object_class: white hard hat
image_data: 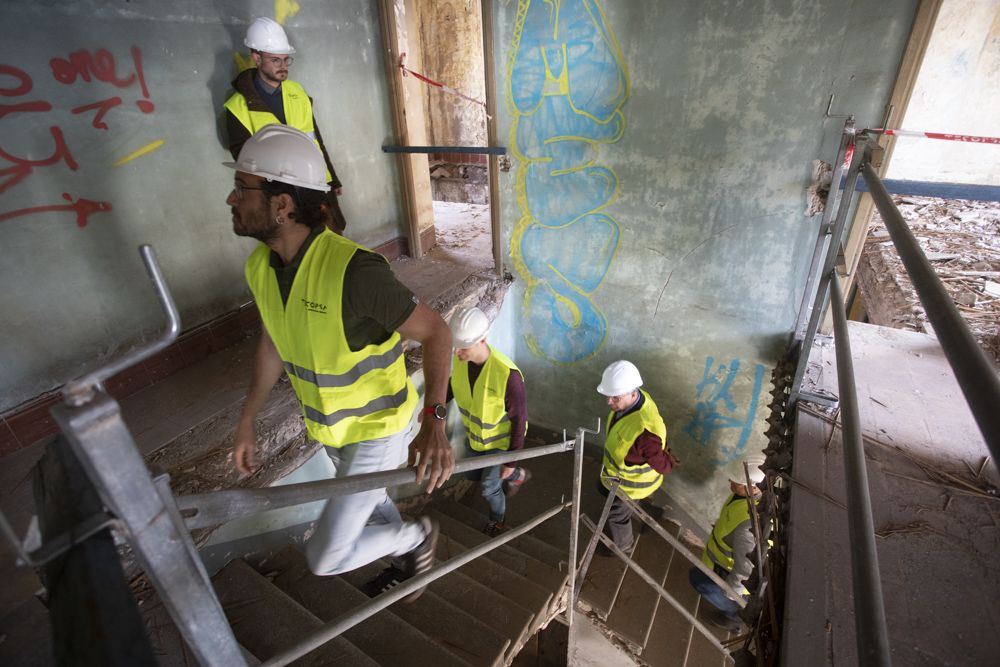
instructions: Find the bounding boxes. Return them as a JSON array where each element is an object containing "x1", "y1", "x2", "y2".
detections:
[
  {"x1": 597, "y1": 360, "x2": 643, "y2": 397},
  {"x1": 730, "y1": 452, "x2": 767, "y2": 485},
  {"x1": 450, "y1": 306, "x2": 490, "y2": 348},
  {"x1": 245, "y1": 17, "x2": 296, "y2": 55},
  {"x1": 224, "y1": 125, "x2": 330, "y2": 192}
]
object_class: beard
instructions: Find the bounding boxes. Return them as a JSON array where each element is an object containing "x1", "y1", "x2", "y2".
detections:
[{"x1": 232, "y1": 205, "x2": 280, "y2": 242}]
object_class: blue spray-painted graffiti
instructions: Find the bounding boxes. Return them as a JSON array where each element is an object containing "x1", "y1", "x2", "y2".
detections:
[
  {"x1": 684, "y1": 357, "x2": 766, "y2": 463},
  {"x1": 507, "y1": 0, "x2": 629, "y2": 364}
]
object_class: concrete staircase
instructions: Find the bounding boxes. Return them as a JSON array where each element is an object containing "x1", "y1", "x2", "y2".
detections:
[{"x1": 207, "y1": 492, "x2": 570, "y2": 666}]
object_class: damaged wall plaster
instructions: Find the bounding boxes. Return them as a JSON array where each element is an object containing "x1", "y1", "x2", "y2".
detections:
[
  {"x1": 493, "y1": 0, "x2": 920, "y2": 526},
  {"x1": 0, "y1": 3, "x2": 404, "y2": 412}
]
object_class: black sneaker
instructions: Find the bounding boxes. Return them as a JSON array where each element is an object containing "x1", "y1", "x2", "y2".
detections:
[
  {"x1": 361, "y1": 565, "x2": 409, "y2": 597},
  {"x1": 401, "y1": 516, "x2": 438, "y2": 602},
  {"x1": 483, "y1": 519, "x2": 506, "y2": 537},
  {"x1": 502, "y1": 467, "x2": 531, "y2": 498},
  {"x1": 704, "y1": 607, "x2": 746, "y2": 634}
]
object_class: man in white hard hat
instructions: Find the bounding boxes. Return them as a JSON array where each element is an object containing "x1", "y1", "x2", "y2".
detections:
[
  {"x1": 224, "y1": 16, "x2": 348, "y2": 234},
  {"x1": 689, "y1": 454, "x2": 767, "y2": 633},
  {"x1": 225, "y1": 125, "x2": 454, "y2": 601},
  {"x1": 447, "y1": 306, "x2": 530, "y2": 536},
  {"x1": 596, "y1": 360, "x2": 680, "y2": 556}
]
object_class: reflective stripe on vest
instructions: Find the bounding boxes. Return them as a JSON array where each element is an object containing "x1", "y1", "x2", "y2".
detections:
[
  {"x1": 223, "y1": 79, "x2": 332, "y2": 183},
  {"x1": 245, "y1": 230, "x2": 417, "y2": 446},
  {"x1": 601, "y1": 390, "x2": 668, "y2": 500},
  {"x1": 700, "y1": 493, "x2": 752, "y2": 574},
  {"x1": 451, "y1": 346, "x2": 526, "y2": 452}
]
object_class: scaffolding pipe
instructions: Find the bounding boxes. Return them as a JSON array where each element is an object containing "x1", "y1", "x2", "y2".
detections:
[
  {"x1": 179, "y1": 439, "x2": 574, "y2": 530},
  {"x1": 861, "y1": 164, "x2": 1000, "y2": 466},
  {"x1": 829, "y1": 271, "x2": 892, "y2": 666},
  {"x1": 789, "y1": 135, "x2": 871, "y2": 406},
  {"x1": 260, "y1": 502, "x2": 569, "y2": 667}
]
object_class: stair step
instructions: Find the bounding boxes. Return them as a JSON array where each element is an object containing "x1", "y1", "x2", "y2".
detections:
[
  {"x1": 685, "y1": 607, "x2": 732, "y2": 667},
  {"x1": 604, "y1": 525, "x2": 680, "y2": 649},
  {"x1": 641, "y1": 543, "x2": 705, "y2": 665},
  {"x1": 343, "y1": 558, "x2": 535, "y2": 665},
  {"x1": 337, "y1": 559, "x2": 510, "y2": 667},
  {"x1": 262, "y1": 547, "x2": 472, "y2": 667},
  {"x1": 575, "y1": 522, "x2": 629, "y2": 620},
  {"x1": 432, "y1": 527, "x2": 553, "y2": 621},
  {"x1": 427, "y1": 508, "x2": 569, "y2": 597},
  {"x1": 434, "y1": 499, "x2": 570, "y2": 571},
  {"x1": 211, "y1": 559, "x2": 378, "y2": 667}
]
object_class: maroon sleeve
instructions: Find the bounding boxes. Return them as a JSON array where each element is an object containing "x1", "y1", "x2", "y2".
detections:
[
  {"x1": 503, "y1": 370, "x2": 527, "y2": 469},
  {"x1": 624, "y1": 430, "x2": 675, "y2": 474}
]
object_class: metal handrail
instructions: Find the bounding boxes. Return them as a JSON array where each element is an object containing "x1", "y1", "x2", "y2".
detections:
[
  {"x1": 262, "y1": 502, "x2": 570, "y2": 667},
  {"x1": 178, "y1": 439, "x2": 575, "y2": 529},
  {"x1": 861, "y1": 163, "x2": 1000, "y2": 465},
  {"x1": 828, "y1": 271, "x2": 891, "y2": 666}
]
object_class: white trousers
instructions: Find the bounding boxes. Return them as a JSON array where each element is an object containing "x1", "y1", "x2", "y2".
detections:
[{"x1": 304, "y1": 416, "x2": 424, "y2": 575}]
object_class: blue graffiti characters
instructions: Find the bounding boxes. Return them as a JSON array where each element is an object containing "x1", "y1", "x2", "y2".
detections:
[{"x1": 684, "y1": 357, "x2": 766, "y2": 463}]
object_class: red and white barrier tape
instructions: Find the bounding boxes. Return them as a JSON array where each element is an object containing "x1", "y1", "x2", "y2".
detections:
[
  {"x1": 399, "y1": 53, "x2": 490, "y2": 118},
  {"x1": 872, "y1": 128, "x2": 1000, "y2": 145}
]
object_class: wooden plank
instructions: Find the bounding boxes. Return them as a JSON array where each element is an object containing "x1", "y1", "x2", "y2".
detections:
[
  {"x1": 32, "y1": 436, "x2": 157, "y2": 666},
  {"x1": 481, "y1": 0, "x2": 504, "y2": 273}
]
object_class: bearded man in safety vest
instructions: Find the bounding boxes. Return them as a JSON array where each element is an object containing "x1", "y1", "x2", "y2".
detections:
[
  {"x1": 688, "y1": 454, "x2": 767, "y2": 633},
  {"x1": 223, "y1": 17, "x2": 348, "y2": 234},
  {"x1": 226, "y1": 125, "x2": 454, "y2": 602},
  {"x1": 447, "y1": 306, "x2": 530, "y2": 537},
  {"x1": 596, "y1": 361, "x2": 680, "y2": 556}
]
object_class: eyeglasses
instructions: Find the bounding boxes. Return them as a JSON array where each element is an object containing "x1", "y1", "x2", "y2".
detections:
[
  {"x1": 232, "y1": 183, "x2": 265, "y2": 201},
  {"x1": 264, "y1": 56, "x2": 294, "y2": 66}
]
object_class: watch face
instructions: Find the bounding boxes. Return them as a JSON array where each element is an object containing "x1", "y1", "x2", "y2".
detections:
[{"x1": 433, "y1": 404, "x2": 447, "y2": 420}]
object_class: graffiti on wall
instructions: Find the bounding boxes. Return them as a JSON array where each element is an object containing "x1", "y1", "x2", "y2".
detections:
[
  {"x1": 507, "y1": 0, "x2": 629, "y2": 364},
  {"x1": 0, "y1": 46, "x2": 163, "y2": 228},
  {"x1": 683, "y1": 356, "x2": 766, "y2": 464}
]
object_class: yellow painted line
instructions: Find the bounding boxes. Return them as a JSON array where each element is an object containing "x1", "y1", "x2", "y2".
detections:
[{"x1": 114, "y1": 138, "x2": 165, "y2": 167}]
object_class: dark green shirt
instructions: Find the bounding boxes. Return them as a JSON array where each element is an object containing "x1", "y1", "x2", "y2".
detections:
[{"x1": 268, "y1": 228, "x2": 418, "y2": 351}]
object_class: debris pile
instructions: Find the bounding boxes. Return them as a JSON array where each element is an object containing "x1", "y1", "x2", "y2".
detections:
[{"x1": 857, "y1": 195, "x2": 1000, "y2": 363}]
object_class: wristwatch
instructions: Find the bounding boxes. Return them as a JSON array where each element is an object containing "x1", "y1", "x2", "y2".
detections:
[{"x1": 423, "y1": 403, "x2": 447, "y2": 420}]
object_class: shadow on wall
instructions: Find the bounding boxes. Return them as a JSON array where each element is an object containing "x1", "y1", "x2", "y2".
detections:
[{"x1": 208, "y1": 21, "x2": 251, "y2": 155}]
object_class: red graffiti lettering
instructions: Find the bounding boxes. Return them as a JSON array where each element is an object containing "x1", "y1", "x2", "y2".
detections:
[
  {"x1": 0, "y1": 127, "x2": 78, "y2": 194},
  {"x1": 71, "y1": 96, "x2": 122, "y2": 130},
  {"x1": 0, "y1": 101, "x2": 53, "y2": 119},
  {"x1": 49, "y1": 48, "x2": 135, "y2": 88},
  {"x1": 0, "y1": 65, "x2": 52, "y2": 118},
  {"x1": 0, "y1": 193, "x2": 112, "y2": 228},
  {"x1": 0, "y1": 64, "x2": 34, "y2": 96}
]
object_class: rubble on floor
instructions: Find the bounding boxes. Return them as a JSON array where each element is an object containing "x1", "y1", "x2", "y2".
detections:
[{"x1": 856, "y1": 194, "x2": 1000, "y2": 363}]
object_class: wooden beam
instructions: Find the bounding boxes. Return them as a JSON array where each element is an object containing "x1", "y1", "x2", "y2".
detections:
[
  {"x1": 377, "y1": 0, "x2": 423, "y2": 257},
  {"x1": 482, "y1": 0, "x2": 504, "y2": 275}
]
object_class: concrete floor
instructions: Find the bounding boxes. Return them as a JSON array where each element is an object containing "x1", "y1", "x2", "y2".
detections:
[{"x1": 784, "y1": 322, "x2": 1000, "y2": 665}]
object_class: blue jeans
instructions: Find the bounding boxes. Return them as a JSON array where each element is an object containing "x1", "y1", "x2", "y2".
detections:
[
  {"x1": 463, "y1": 440, "x2": 505, "y2": 522},
  {"x1": 305, "y1": 416, "x2": 425, "y2": 576},
  {"x1": 688, "y1": 565, "x2": 742, "y2": 620}
]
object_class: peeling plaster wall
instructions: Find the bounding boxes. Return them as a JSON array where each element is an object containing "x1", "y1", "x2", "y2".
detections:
[
  {"x1": 492, "y1": 0, "x2": 919, "y2": 526},
  {"x1": 887, "y1": 0, "x2": 1000, "y2": 185},
  {"x1": 416, "y1": 0, "x2": 487, "y2": 148},
  {"x1": 0, "y1": 1, "x2": 402, "y2": 412}
]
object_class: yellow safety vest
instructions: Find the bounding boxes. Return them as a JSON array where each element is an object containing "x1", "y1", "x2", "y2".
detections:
[
  {"x1": 223, "y1": 79, "x2": 332, "y2": 183},
  {"x1": 451, "y1": 346, "x2": 526, "y2": 451},
  {"x1": 701, "y1": 493, "x2": 754, "y2": 575},
  {"x1": 601, "y1": 390, "x2": 668, "y2": 499},
  {"x1": 245, "y1": 230, "x2": 417, "y2": 446}
]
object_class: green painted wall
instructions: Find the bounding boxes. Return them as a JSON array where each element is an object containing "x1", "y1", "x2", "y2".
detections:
[
  {"x1": 0, "y1": 1, "x2": 403, "y2": 412},
  {"x1": 492, "y1": 0, "x2": 919, "y2": 524}
]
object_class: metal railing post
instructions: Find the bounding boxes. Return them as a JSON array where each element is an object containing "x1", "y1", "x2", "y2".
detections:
[
  {"x1": 829, "y1": 272, "x2": 892, "y2": 666},
  {"x1": 790, "y1": 134, "x2": 873, "y2": 405},
  {"x1": 793, "y1": 118, "x2": 857, "y2": 343},
  {"x1": 861, "y1": 164, "x2": 1000, "y2": 465},
  {"x1": 566, "y1": 421, "x2": 600, "y2": 663}
]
